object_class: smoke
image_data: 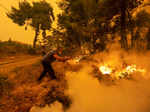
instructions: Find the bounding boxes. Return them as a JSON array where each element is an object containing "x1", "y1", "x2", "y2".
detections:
[
  {"x1": 65, "y1": 47, "x2": 150, "y2": 112},
  {"x1": 66, "y1": 70, "x2": 150, "y2": 112},
  {"x1": 31, "y1": 45, "x2": 150, "y2": 112},
  {"x1": 30, "y1": 101, "x2": 63, "y2": 112}
]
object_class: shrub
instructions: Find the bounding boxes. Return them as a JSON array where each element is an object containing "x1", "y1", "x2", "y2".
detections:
[{"x1": 0, "y1": 75, "x2": 13, "y2": 98}]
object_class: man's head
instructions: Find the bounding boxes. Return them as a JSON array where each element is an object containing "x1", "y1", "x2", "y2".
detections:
[
  {"x1": 57, "y1": 47, "x2": 63, "y2": 54},
  {"x1": 41, "y1": 45, "x2": 46, "y2": 50}
]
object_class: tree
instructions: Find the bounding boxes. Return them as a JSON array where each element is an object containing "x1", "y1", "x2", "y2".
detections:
[
  {"x1": 58, "y1": 0, "x2": 109, "y2": 51},
  {"x1": 119, "y1": 0, "x2": 144, "y2": 49},
  {"x1": 58, "y1": 0, "x2": 144, "y2": 52},
  {"x1": 7, "y1": 1, "x2": 55, "y2": 48},
  {"x1": 146, "y1": 27, "x2": 150, "y2": 49},
  {"x1": 125, "y1": 10, "x2": 150, "y2": 49}
]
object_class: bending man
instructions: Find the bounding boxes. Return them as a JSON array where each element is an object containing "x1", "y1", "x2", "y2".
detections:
[{"x1": 38, "y1": 48, "x2": 70, "y2": 81}]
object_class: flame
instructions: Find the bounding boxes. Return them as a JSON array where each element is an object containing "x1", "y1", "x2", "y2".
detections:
[
  {"x1": 99, "y1": 64, "x2": 146, "y2": 79},
  {"x1": 67, "y1": 56, "x2": 82, "y2": 64},
  {"x1": 126, "y1": 65, "x2": 137, "y2": 73},
  {"x1": 73, "y1": 56, "x2": 84, "y2": 63},
  {"x1": 74, "y1": 58, "x2": 80, "y2": 63},
  {"x1": 99, "y1": 65, "x2": 112, "y2": 75}
]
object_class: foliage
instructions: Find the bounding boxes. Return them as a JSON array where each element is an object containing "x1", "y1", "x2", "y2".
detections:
[
  {"x1": 7, "y1": 1, "x2": 55, "y2": 48},
  {"x1": 6, "y1": 0, "x2": 150, "y2": 52},
  {"x1": 57, "y1": 0, "x2": 146, "y2": 52},
  {"x1": 130, "y1": 10, "x2": 150, "y2": 49}
]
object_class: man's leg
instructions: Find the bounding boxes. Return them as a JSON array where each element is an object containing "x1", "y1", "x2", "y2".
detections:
[
  {"x1": 38, "y1": 69, "x2": 47, "y2": 81},
  {"x1": 47, "y1": 65, "x2": 57, "y2": 79},
  {"x1": 38, "y1": 61, "x2": 48, "y2": 81}
]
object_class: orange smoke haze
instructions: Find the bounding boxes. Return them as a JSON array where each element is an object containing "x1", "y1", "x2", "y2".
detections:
[
  {"x1": 65, "y1": 46, "x2": 150, "y2": 112},
  {"x1": 0, "y1": 0, "x2": 61, "y2": 44},
  {"x1": 31, "y1": 44, "x2": 150, "y2": 112}
]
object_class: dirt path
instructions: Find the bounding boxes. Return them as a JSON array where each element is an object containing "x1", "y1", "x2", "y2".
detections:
[{"x1": 0, "y1": 56, "x2": 41, "y2": 73}]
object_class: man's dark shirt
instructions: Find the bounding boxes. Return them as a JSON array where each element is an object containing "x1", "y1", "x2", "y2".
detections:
[{"x1": 42, "y1": 50, "x2": 57, "y2": 63}]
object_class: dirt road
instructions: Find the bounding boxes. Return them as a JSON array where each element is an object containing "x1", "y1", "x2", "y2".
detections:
[{"x1": 0, "y1": 56, "x2": 41, "y2": 73}]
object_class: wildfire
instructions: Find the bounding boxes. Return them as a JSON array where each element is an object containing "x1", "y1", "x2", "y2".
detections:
[
  {"x1": 67, "y1": 56, "x2": 83, "y2": 64},
  {"x1": 69, "y1": 55, "x2": 88, "y2": 64},
  {"x1": 99, "y1": 64, "x2": 146, "y2": 79},
  {"x1": 74, "y1": 57, "x2": 81, "y2": 63},
  {"x1": 99, "y1": 66, "x2": 112, "y2": 75}
]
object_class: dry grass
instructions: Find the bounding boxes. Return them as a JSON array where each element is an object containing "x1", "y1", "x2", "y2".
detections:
[{"x1": 0, "y1": 61, "x2": 72, "y2": 112}]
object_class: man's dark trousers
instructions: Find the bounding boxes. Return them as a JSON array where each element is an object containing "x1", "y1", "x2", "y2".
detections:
[{"x1": 38, "y1": 61, "x2": 56, "y2": 80}]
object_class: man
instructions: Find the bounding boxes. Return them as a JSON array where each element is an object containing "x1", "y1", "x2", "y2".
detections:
[
  {"x1": 41, "y1": 46, "x2": 46, "y2": 56},
  {"x1": 38, "y1": 47, "x2": 70, "y2": 81}
]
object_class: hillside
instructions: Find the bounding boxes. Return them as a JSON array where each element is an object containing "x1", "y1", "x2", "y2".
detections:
[{"x1": 0, "y1": 40, "x2": 40, "y2": 58}]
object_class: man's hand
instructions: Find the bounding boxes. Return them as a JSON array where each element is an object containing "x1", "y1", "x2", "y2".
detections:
[
  {"x1": 53, "y1": 54, "x2": 71, "y2": 62},
  {"x1": 64, "y1": 56, "x2": 72, "y2": 60}
]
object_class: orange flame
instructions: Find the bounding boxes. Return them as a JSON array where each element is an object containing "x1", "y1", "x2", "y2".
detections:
[
  {"x1": 99, "y1": 66, "x2": 112, "y2": 75},
  {"x1": 99, "y1": 64, "x2": 146, "y2": 79}
]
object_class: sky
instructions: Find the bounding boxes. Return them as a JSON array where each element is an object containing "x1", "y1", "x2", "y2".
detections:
[
  {"x1": 0, "y1": 0, "x2": 150, "y2": 45},
  {"x1": 0, "y1": 0, "x2": 61, "y2": 44}
]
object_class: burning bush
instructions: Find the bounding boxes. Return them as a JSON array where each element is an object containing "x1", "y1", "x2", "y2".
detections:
[{"x1": 98, "y1": 64, "x2": 145, "y2": 79}]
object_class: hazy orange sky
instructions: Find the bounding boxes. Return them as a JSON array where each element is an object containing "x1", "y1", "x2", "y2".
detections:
[
  {"x1": 0, "y1": 0, "x2": 150, "y2": 44},
  {"x1": 0, "y1": 0, "x2": 61, "y2": 44}
]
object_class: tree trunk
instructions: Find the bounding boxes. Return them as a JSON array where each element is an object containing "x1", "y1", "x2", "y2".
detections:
[
  {"x1": 131, "y1": 28, "x2": 135, "y2": 48},
  {"x1": 146, "y1": 28, "x2": 150, "y2": 49},
  {"x1": 42, "y1": 30, "x2": 47, "y2": 39},
  {"x1": 120, "y1": 0, "x2": 128, "y2": 49},
  {"x1": 33, "y1": 27, "x2": 40, "y2": 48},
  {"x1": 133, "y1": 29, "x2": 140, "y2": 49}
]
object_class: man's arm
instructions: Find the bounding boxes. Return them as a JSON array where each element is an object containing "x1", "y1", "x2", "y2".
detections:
[{"x1": 53, "y1": 54, "x2": 70, "y2": 61}]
